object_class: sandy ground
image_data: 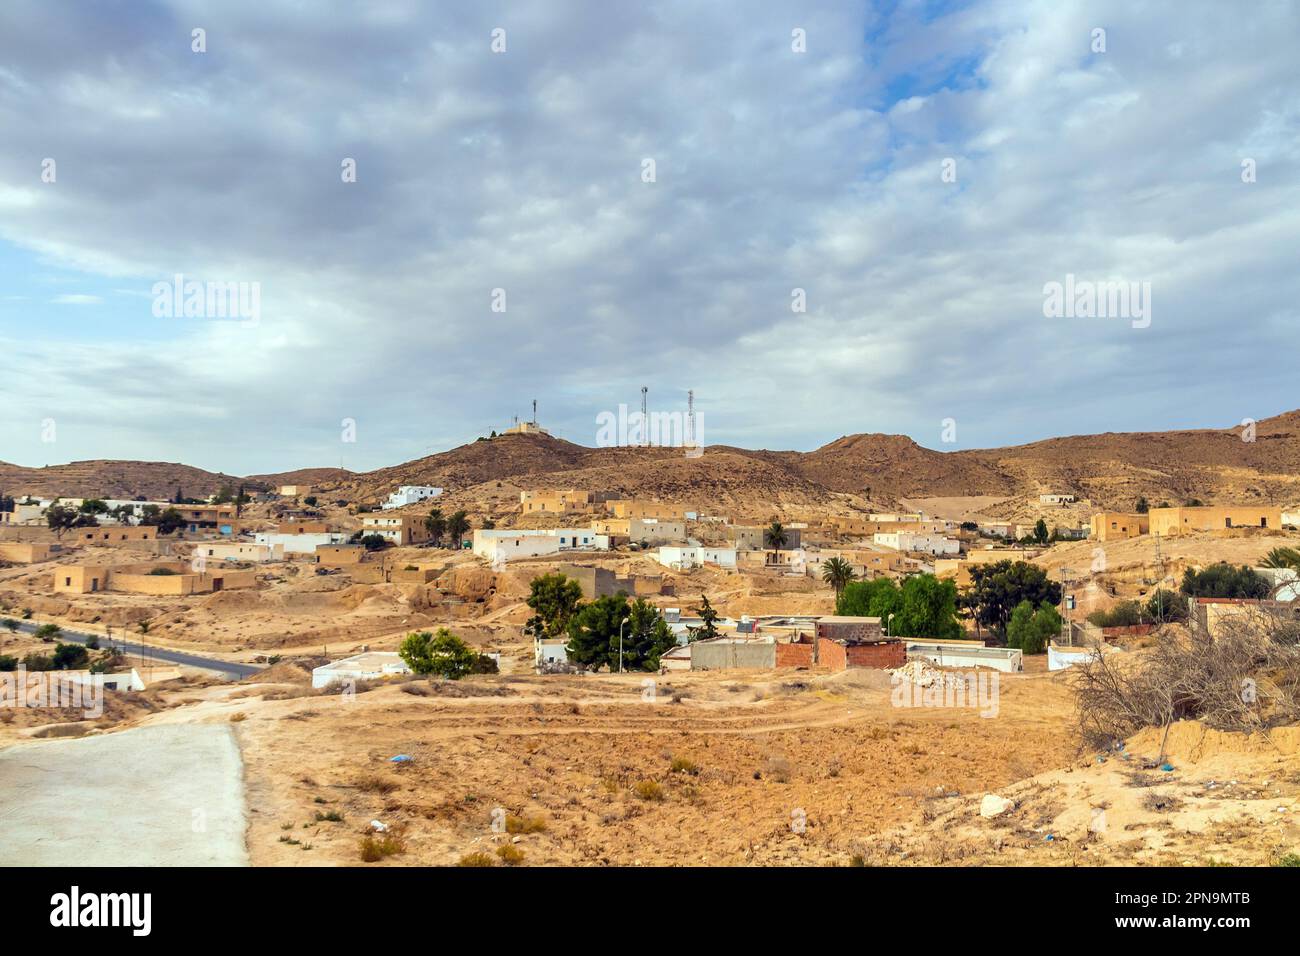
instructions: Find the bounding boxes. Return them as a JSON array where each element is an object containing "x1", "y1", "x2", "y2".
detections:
[{"x1": 0, "y1": 724, "x2": 248, "y2": 866}]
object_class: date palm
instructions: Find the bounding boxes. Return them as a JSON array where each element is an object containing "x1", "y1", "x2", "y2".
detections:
[
  {"x1": 821, "y1": 557, "x2": 857, "y2": 598},
  {"x1": 764, "y1": 521, "x2": 788, "y2": 566}
]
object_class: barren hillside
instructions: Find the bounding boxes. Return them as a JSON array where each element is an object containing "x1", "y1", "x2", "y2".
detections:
[{"x1": 5, "y1": 410, "x2": 1300, "y2": 512}]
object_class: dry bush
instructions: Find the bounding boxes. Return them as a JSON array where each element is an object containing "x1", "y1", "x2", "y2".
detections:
[
  {"x1": 353, "y1": 773, "x2": 399, "y2": 795},
  {"x1": 1073, "y1": 609, "x2": 1300, "y2": 751},
  {"x1": 457, "y1": 851, "x2": 496, "y2": 867},
  {"x1": 632, "y1": 779, "x2": 665, "y2": 801},
  {"x1": 504, "y1": 813, "x2": 547, "y2": 834},
  {"x1": 496, "y1": 844, "x2": 525, "y2": 865},
  {"x1": 669, "y1": 755, "x2": 700, "y2": 775},
  {"x1": 358, "y1": 831, "x2": 405, "y2": 862}
]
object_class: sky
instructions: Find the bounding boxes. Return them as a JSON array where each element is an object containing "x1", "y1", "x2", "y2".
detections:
[{"x1": 1, "y1": 0, "x2": 1297, "y2": 475}]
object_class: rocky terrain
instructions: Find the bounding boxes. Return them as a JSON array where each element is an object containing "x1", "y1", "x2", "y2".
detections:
[{"x1": 5, "y1": 409, "x2": 1300, "y2": 515}]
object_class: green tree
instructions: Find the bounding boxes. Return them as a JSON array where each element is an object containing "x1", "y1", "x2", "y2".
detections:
[
  {"x1": 45, "y1": 504, "x2": 79, "y2": 538},
  {"x1": 687, "y1": 595, "x2": 720, "y2": 642},
  {"x1": 481, "y1": 517, "x2": 496, "y2": 530},
  {"x1": 1180, "y1": 563, "x2": 1270, "y2": 599},
  {"x1": 398, "y1": 628, "x2": 480, "y2": 679},
  {"x1": 566, "y1": 594, "x2": 631, "y2": 671},
  {"x1": 359, "y1": 533, "x2": 388, "y2": 552},
  {"x1": 51, "y1": 643, "x2": 90, "y2": 670},
  {"x1": 837, "y1": 577, "x2": 902, "y2": 620},
  {"x1": 764, "y1": 521, "x2": 788, "y2": 565},
  {"x1": 961, "y1": 560, "x2": 1062, "y2": 639},
  {"x1": 424, "y1": 508, "x2": 446, "y2": 546},
  {"x1": 1006, "y1": 600, "x2": 1059, "y2": 654},
  {"x1": 1259, "y1": 547, "x2": 1300, "y2": 570},
  {"x1": 1135, "y1": 496, "x2": 1149, "y2": 514},
  {"x1": 1144, "y1": 588, "x2": 1187, "y2": 623},
  {"x1": 79, "y1": 499, "x2": 109, "y2": 516},
  {"x1": 34, "y1": 623, "x2": 61, "y2": 642},
  {"x1": 446, "y1": 510, "x2": 470, "y2": 548},
  {"x1": 154, "y1": 507, "x2": 186, "y2": 535},
  {"x1": 893, "y1": 574, "x2": 963, "y2": 640},
  {"x1": 623, "y1": 597, "x2": 677, "y2": 671},
  {"x1": 1, "y1": 618, "x2": 18, "y2": 633},
  {"x1": 0, "y1": 655, "x2": 17, "y2": 671},
  {"x1": 303, "y1": 495, "x2": 317, "y2": 507},
  {"x1": 1033, "y1": 518, "x2": 1049, "y2": 545},
  {"x1": 821, "y1": 557, "x2": 857, "y2": 598},
  {"x1": 523, "y1": 573, "x2": 584, "y2": 640}
]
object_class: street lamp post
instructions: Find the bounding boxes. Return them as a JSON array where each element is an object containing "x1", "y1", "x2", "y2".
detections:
[
  {"x1": 618, "y1": 617, "x2": 627, "y2": 673},
  {"x1": 886, "y1": 613, "x2": 895, "y2": 638}
]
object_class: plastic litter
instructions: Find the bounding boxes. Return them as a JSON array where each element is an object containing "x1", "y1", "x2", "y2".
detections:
[
  {"x1": 390, "y1": 754, "x2": 413, "y2": 763},
  {"x1": 1160, "y1": 763, "x2": 1174, "y2": 772},
  {"x1": 370, "y1": 820, "x2": 388, "y2": 832}
]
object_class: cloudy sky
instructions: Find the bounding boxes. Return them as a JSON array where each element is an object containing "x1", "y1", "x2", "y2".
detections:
[{"x1": 1, "y1": 0, "x2": 1297, "y2": 475}]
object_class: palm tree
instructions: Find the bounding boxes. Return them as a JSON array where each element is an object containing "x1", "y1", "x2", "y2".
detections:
[
  {"x1": 821, "y1": 557, "x2": 857, "y2": 598},
  {"x1": 424, "y1": 508, "x2": 446, "y2": 546},
  {"x1": 1259, "y1": 547, "x2": 1300, "y2": 570},
  {"x1": 764, "y1": 521, "x2": 788, "y2": 566},
  {"x1": 446, "y1": 510, "x2": 470, "y2": 548}
]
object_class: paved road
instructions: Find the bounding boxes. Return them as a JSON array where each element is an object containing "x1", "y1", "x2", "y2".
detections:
[
  {"x1": 13, "y1": 620, "x2": 262, "y2": 679},
  {"x1": 0, "y1": 724, "x2": 250, "y2": 866}
]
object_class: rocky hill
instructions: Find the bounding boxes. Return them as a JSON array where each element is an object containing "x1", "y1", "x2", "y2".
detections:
[{"x1": 5, "y1": 410, "x2": 1300, "y2": 513}]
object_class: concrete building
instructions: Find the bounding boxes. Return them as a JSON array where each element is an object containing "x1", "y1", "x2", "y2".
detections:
[
  {"x1": 0, "y1": 501, "x2": 48, "y2": 525},
  {"x1": 54, "y1": 561, "x2": 257, "y2": 595},
  {"x1": 254, "y1": 531, "x2": 348, "y2": 554},
  {"x1": 906, "y1": 640, "x2": 1023, "y2": 673},
  {"x1": 382, "y1": 486, "x2": 443, "y2": 510},
  {"x1": 1148, "y1": 505, "x2": 1282, "y2": 536},
  {"x1": 690, "y1": 638, "x2": 777, "y2": 670},
  {"x1": 196, "y1": 542, "x2": 284, "y2": 563},
  {"x1": 315, "y1": 544, "x2": 367, "y2": 567},
  {"x1": 552, "y1": 564, "x2": 640, "y2": 600},
  {"x1": 361, "y1": 515, "x2": 432, "y2": 546},
  {"x1": 0, "y1": 542, "x2": 55, "y2": 563},
  {"x1": 175, "y1": 504, "x2": 238, "y2": 534},
  {"x1": 607, "y1": 499, "x2": 685, "y2": 520},
  {"x1": 872, "y1": 532, "x2": 960, "y2": 556},
  {"x1": 1039, "y1": 494, "x2": 1076, "y2": 505},
  {"x1": 731, "y1": 525, "x2": 802, "y2": 551},
  {"x1": 655, "y1": 545, "x2": 737, "y2": 570},
  {"x1": 1283, "y1": 510, "x2": 1300, "y2": 529},
  {"x1": 472, "y1": 529, "x2": 610, "y2": 564},
  {"x1": 311, "y1": 652, "x2": 412, "y2": 689},
  {"x1": 1090, "y1": 512, "x2": 1149, "y2": 541},
  {"x1": 69, "y1": 526, "x2": 158, "y2": 545},
  {"x1": 520, "y1": 489, "x2": 593, "y2": 515},
  {"x1": 277, "y1": 485, "x2": 311, "y2": 497}
]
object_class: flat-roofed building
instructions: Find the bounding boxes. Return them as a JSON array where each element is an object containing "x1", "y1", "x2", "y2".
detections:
[
  {"x1": 360, "y1": 514, "x2": 432, "y2": 546},
  {"x1": 1148, "y1": 505, "x2": 1281, "y2": 536}
]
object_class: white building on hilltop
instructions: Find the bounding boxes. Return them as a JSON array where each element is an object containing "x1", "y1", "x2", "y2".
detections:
[{"x1": 382, "y1": 485, "x2": 443, "y2": 510}]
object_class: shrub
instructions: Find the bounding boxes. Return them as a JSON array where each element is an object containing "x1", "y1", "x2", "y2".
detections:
[
  {"x1": 496, "y1": 844, "x2": 525, "y2": 865},
  {"x1": 148, "y1": 567, "x2": 178, "y2": 576},
  {"x1": 456, "y1": 851, "x2": 496, "y2": 867},
  {"x1": 1181, "y1": 563, "x2": 1270, "y2": 600},
  {"x1": 669, "y1": 756, "x2": 700, "y2": 775},
  {"x1": 353, "y1": 773, "x2": 398, "y2": 794},
  {"x1": 398, "y1": 628, "x2": 481, "y2": 680},
  {"x1": 51, "y1": 643, "x2": 89, "y2": 670},
  {"x1": 34, "y1": 623, "x2": 61, "y2": 642},
  {"x1": 359, "y1": 833, "x2": 405, "y2": 862},
  {"x1": 505, "y1": 814, "x2": 547, "y2": 834},
  {"x1": 313, "y1": 810, "x2": 344, "y2": 823},
  {"x1": 632, "y1": 780, "x2": 665, "y2": 801},
  {"x1": 1086, "y1": 601, "x2": 1144, "y2": 629},
  {"x1": 0, "y1": 655, "x2": 17, "y2": 672}
]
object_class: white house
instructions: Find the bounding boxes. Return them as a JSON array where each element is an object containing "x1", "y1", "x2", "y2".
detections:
[
  {"x1": 873, "y1": 532, "x2": 960, "y2": 556},
  {"x1": 311, "y1": 652, "x2": 412, "y2": 689},
  {"x1": 253, "y1": 531, "x2": 348, "y2": 554},
  {"x1": 196, "y1": 542, "x2": 285, "y2": 563},
  {"x1": 472, "y1": 528, "x2": 610, "y2": 564},
  {"x1": 655, "y1": 545, "x2": 738, "y2": 570},
  {"x1": 382, "y1": 486, "x2": 443, "y2": 510},
  {"x1": 1039, "y1": 494, "x2": 1076, "y2": 505}
]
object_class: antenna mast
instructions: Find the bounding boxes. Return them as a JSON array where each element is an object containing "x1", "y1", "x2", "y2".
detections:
[{"x1": 640, "y1": 386, "x2": 649, "y2": 446}]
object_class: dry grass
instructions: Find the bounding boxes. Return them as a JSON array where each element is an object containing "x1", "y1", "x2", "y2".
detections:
[
  {"x1": 504, "y1": 813, "x2": 547, "y2": 834},
  {"x1": 456, "y1": 851, "x2": 496, "y2": 867},
  {"x1": 358, "y1": 831, "x2": 406, "y2": 862},
  {"x1": 633, "y1": 779, "x2": 665, "y2": 801},
  {"x1": 496, "y1": 844, "x2": 525, "y2": 865}
]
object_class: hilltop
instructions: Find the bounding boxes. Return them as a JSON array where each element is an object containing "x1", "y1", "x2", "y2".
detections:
[{"x1": 4, "y1": 410, "x2": 1300, "y2": 514}]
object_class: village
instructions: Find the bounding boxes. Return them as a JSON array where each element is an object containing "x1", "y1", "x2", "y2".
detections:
[{"x1": 3, "y1": 419, "x2": 1299, "y2": 870}]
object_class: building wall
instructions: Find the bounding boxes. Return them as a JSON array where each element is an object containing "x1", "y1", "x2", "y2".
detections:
[
  {"x1": 843, "y1": 640, "x2": 907, "y2": 669},
  {"x1": 690, "y1": 641, "x2": 776, "y2": 670},
  {"x1": 73, "y1": 526, "x2": 158, "y2": 544},
  {"x1": 816, "y1": 639, "x2": 847, "y2": 671},
  {"x1": 0, "y1": 542, "x2": 53, "y2": 563},
  {"x1": 316, "y1": 545, "x2": 365, "y2": 566},
  {"x1": 254, "y1": 532, "x2": 346, "y2": 554},
  {"x1": 1090, "y1": 512, "x2": 1148, "y2": 541},
  {"x1": 731, "y1": 526, "x2": 803, "y2": 551},
  {"x1": 775, "y1": 642, "x2": 814, "y2": 668},
  {"x1": 1148, "y1": 506, "x2": 1282, "y2": 536},
  {"x1": 54, "y1": 566, "x2": 111, "y2": 594},
  {"x1": 199, "y1": 543, "x2": 283, "y2": 562}
]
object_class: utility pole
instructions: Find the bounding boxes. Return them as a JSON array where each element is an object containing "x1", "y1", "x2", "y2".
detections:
[
  {"x1": 640, "y1": 386, "x2": 649, "y2": 446},
  {"x1": 1059, "y1": 567, "x2": 1073, "y2": 646}
]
